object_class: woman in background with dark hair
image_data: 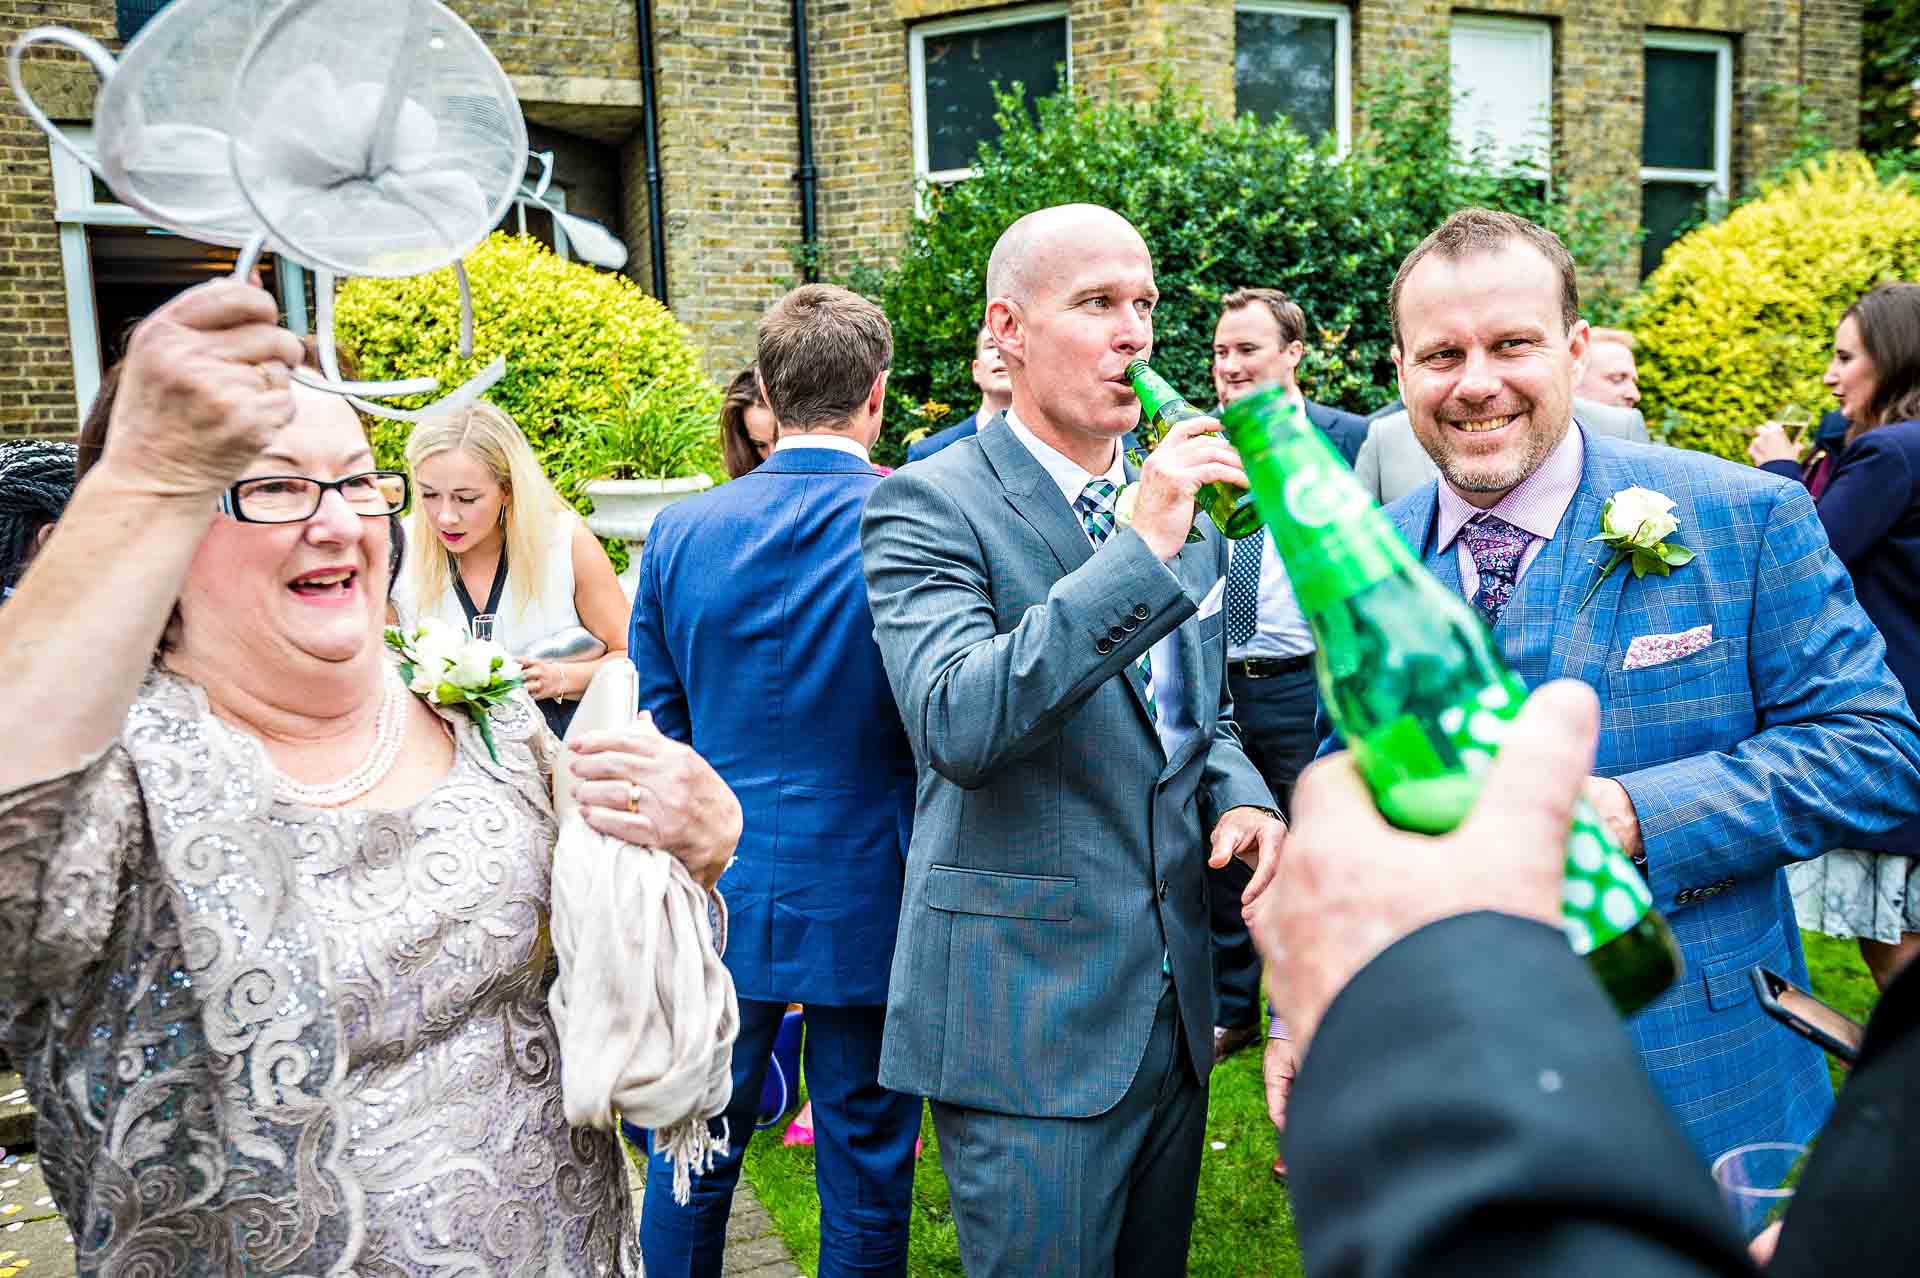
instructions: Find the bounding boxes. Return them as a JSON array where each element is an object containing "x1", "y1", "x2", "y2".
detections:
[
  {"x1": 1763, "y1": 283, "x2": 1920, "y2": 990},
  {"x1": 720, "y1": 364, "x2": 777, "y2": 479},
  {"x1": 0, "y1": 439, "x2": 76, "y2": 603}
]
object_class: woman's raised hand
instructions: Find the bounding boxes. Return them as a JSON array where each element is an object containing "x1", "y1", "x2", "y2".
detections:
[{"x1": 101, "y1": 278, "x2": 308, "y2": 499}]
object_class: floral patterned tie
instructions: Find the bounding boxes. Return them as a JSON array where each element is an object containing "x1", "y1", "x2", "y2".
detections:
[{"x1": 1458, "y1": 515, "x2": 1533, "y2": 629}]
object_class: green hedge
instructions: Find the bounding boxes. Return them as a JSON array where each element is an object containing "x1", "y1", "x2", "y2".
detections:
[
  {"x1": 331, "y1": 232, "x2": 725, "y2": 521},
  {"x1": 1629, "y1": 153, "x2": 1920, "y2": 460},
  {"x1": 847, "y1": 62, "x2": 1637, "y2": 468}
]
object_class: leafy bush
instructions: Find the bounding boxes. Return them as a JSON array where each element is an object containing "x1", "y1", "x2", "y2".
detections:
[
  {"x1": 1628, "y1": 153, "x2": 1920, "y2": 459},
  {"x1": 332, "y1": 233, "x2": 725, "y2": 514},
  {"x1": 843, "y1": 60, "x2": 1638, "y2": 468}
]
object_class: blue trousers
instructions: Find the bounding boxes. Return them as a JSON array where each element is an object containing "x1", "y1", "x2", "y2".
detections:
[{"x1": 635, "y1": 997, "x2": 920, "y2": 1278}]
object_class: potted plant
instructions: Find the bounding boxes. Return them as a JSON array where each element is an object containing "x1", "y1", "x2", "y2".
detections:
[{"x1": 566, "y1": 375, "x2": 719, "y2": 595}]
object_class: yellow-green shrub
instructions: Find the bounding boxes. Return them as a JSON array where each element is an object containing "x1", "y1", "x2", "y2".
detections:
[
  {"x1": 332, "y1": 233, "x2": 725, "y2": 515},
  {"x1": 1630, "y1": 153, "x2": 1920, "y2": 459}
]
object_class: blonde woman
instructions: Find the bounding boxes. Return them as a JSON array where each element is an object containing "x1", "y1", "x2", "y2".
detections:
[{"x1": 395, "y1": 402, "x2": 628, "y2": 735}]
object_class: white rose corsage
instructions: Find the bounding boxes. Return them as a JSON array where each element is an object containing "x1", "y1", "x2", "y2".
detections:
[
  {"x1": 1578, "y1": 486, "x2": 1696, "y2": 611},
  {"x1": 386, "y1": 617, "x2": 524, "y2": 762}
]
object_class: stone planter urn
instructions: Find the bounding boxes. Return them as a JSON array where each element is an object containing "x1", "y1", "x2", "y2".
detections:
[{"x1": 585, "y1": 474, "x2": 714, "y2": 598}]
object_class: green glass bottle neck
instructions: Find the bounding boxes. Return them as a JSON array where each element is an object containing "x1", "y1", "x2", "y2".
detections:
[
  {"x1": 1221, "y1": 385, "x2": 1422, "y2": 616},
  {"x1": 1125, "y1": 359, "x2": 1192, "y2": 425}
]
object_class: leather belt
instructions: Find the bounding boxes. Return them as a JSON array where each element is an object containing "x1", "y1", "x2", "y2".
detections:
[{"x1": 1228, "y1": 654, "x2": 1313, "y2": 679}]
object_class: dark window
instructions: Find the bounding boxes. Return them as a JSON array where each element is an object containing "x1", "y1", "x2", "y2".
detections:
[
  {"x1": 116, "y1": 0, "x2": 170, "y2": 43},
  {"x1": 1643, "y1": 48, "x2": 1719, "y2": 171},
  {"x1": 1235, "y1": 8, "x2": 1341, "y2": 141},
  {"x1": 919, "y1": 16, "x2": 1067, "y2": 175},
  {"x1": 1639, "y1": 181, "x2": 1713, "y2": 278}
]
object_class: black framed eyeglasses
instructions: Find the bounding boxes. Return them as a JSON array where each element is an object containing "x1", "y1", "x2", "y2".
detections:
[{"x1": 217, "y1": 471, "x2": 411, "y2": 524}]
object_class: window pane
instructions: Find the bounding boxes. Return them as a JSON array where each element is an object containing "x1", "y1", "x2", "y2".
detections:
[
  {"x1": 1641, "y1": 180, "x2": 1710, "y2": 277},
  {"x1": 1450, "y1": 19, "x2": 1552, "y2": 176},
  {"x1": 1644, "y1": 47, "x2": 1717, "y2": 171},
  {"x1": 1235, "y1": 10, "x2": 1338, "y2": 141},
  {"x1": 921, "y1": 18, "x2": 1067, "y2": 174}
]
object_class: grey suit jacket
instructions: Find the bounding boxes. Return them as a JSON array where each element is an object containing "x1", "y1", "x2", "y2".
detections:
[
  {"x1": 1352, "y1": 398, "x2": 1650, "y2": 505},
  {"x1": 860, "y1": 418, "x2": 1273, "y2": 1117}
]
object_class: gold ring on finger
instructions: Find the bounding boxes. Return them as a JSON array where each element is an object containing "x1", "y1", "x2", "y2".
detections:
[{"x1": 627, "y1": 781, "x2": 641, "y2": 814}]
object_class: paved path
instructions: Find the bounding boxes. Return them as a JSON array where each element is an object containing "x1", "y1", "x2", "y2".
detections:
[{"x1": 0, "y1": 1077, "x2": 800, "y2": 1278}]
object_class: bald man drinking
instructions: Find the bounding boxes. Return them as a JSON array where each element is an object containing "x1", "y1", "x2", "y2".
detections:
[{"x1": 860, "y1": 203, "x2": 1284, "y2": 1275}]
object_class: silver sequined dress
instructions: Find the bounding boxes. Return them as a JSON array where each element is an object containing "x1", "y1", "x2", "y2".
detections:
[{"x1": 0, "y1": 669, "x2": 639, "y2": 1276}]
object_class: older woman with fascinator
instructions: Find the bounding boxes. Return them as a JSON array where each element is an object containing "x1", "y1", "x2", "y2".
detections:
[{"x1": 0, "y1": 278, "x2": 741, "y2": 1276}]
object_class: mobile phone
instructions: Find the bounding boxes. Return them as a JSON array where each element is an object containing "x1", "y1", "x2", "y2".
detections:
[{"x1": 1750, "y1": 966, "x2": 1864, "y2": 1066}]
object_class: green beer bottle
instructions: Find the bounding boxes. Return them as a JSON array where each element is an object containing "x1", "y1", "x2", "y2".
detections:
[
  {"x1": 1126, "y1": 359, "x2": 1264, "y2": 539},
  {"x1": 1220, "y1": 385, "x2": 1680, "y2": 1015}
]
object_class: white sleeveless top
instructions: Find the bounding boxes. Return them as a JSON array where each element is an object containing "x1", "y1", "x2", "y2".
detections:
[{"x1": 394, "y1": 511, "x2": 583, "y2": 658}]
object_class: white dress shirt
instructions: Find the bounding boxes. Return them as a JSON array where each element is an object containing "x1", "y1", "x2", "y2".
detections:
[
  {"x1": 1005, "y1": 408, "x2": 1194, "y2": 758},
  {"x1": 773, "y1": 431, "x2": 872, "y2": 461}
]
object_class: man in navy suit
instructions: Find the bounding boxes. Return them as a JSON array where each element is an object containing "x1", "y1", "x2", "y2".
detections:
[
  {"x1": 904, "y1": 322, "x2": 1011, "y2": 462},
  {"x1": 628, "y1": 284, "x2": 921, "y2": 1277},
  {"x1": 1205, "y1": 287, "x2": 1369, "y2": 1174}
]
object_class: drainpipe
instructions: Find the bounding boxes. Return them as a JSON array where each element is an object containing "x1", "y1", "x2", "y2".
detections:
[
  {"x1": 791, "y1": 0, "x2": 819, "y2": 281},
  {"x1": 634, "y1": 0, "x2": 669, "y2": 301}
]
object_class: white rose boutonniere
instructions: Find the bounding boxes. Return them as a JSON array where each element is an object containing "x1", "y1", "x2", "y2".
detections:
[
  {"x1": 386, "y1": 617, "x2": 525, "y2": 762},
  {"x1": 1578, "y1": 486, "x2": 1696, "y2": 611}
]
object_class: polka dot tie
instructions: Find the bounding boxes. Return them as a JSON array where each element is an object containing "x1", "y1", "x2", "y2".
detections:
[
  {"x1": 1225, "y1": 528, "x2": 1265, "y2": 648},
  {"x1": 1458, "y1": 515, "x2": 1533, "y2": 630},
  {"x1": 1075, "y1": 478, "x2": 1156, "y2": 722}
]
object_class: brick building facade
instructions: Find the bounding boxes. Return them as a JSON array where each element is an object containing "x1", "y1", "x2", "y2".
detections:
[{"x1": 0, "y1": 0, "x2": 1863, "y2": 436}]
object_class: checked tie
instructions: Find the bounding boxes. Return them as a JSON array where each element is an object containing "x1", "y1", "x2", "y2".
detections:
[
  {"x1": 1459, "y1": 514, "x2": 1533, "y2": 630},
  {"x1": 1075, "y1": 478, "x2": 1157, "y2": 723}
]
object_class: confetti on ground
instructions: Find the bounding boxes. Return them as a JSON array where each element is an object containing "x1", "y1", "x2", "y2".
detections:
[
  {"x1": 0, "y1": 1179, "x2": 15, "y2": 1188},
  {"x1": 1209, "y1": 1141, "x2": 1226, "y2": 1151},
  {"x1": 29, "y1": 1201, "x2": 45, "y2": 1209},
  {"x1": 0, "y1": 1206, "x2": 18, "y2": 1217},
  {"x1": 0, "y1": 1224, "x2": 16, "y2": 1233}
]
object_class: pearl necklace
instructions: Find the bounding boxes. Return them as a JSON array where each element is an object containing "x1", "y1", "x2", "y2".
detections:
[{"x1": 273, "y1": 670, "x2": 409, "y2": 809}]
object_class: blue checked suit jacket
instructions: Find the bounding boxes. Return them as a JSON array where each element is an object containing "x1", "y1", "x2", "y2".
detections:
[{"x1": 1369, "y1": 428, "x2": 1920, "y2": 1162}]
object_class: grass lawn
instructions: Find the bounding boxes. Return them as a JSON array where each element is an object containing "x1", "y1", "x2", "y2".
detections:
[{"x1": 742, "y1": 932, "x2": 1879, "y2": 1276}]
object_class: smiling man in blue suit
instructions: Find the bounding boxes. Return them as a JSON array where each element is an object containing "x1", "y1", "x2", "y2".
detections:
[
  {"x1": 628, "y1": 284, "x2": 920, "y2": 1277},
  {"x1": 1365, "y1": 208, "x2": 1920, "y2": 1164}
]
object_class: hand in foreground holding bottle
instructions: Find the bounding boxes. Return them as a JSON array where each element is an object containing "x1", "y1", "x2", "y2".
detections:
[
  {"x1": 569, "y1": 712, "x2": 743, "y2": 890},
  {"x1": 1128, "y1": 413, "x2": 1248, "y2": 561},
  {"x1": 1247, "y1": 679, "x2": 1599, "y2": 1055},
  {"x1": 99, "y1": 277, "x2": 308, "y2": 498}
]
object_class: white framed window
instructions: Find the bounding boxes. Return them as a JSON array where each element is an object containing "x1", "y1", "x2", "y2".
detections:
[
  {"x1": 1640, "y1": 31, "x2": 1732, "y2": 276},
  {"x1": 1234, "y1": 1, "x2": 1351, "y2": 152},
  {"x1": 50, "y1": 129, "x2": 310, "y2": 419},
  {"x1": 1449, "y1": 14, "x2": 1553, "y2": 178},
  {"x1": 910, "y1": 3, "x2": 1069, "y2": 187}
]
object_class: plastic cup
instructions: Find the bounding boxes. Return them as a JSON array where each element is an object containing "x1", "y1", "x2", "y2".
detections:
[{"x1": 1711, "y1": 1141, "x2": 1805, "y2": 1239}]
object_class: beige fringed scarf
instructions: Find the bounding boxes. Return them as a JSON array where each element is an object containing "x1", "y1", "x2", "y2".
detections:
[{"x1": 549, "y1": 661, "x2": 740, "y2": 1204}]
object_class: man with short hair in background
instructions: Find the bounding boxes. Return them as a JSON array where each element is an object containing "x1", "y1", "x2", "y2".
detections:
[
  {"x1": 1579, "y1": 326, "x2": 1642, "y2": 411},
  {"x1": 1206, "y1": 288, "x2": 1368, "y2": 1180},
  {"x1": 628, "y1": 283, "x2": 922, "y2": 1278},
  {"x1": 905, "y1": 322, "x2": 1013, "y2": 462}
]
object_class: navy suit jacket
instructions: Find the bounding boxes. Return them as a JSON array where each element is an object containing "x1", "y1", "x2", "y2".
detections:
[
  {"x1": 1766, "y1": 416, "x2": 1920, "y2": 852},
  {"x1": 1307, "y1": 400, "x2": 1368, "y2": 467},
  {"x1": 905, "y1": 413, "x2": 982, "y2": 463},
  {"x1": 627, "y1": 447, "x2": 915, "y2": 1006}
]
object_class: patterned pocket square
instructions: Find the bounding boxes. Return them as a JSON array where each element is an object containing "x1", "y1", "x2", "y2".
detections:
[{"x1": 1622, "y1": 624, "x2": 1713, "y2": 671}]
